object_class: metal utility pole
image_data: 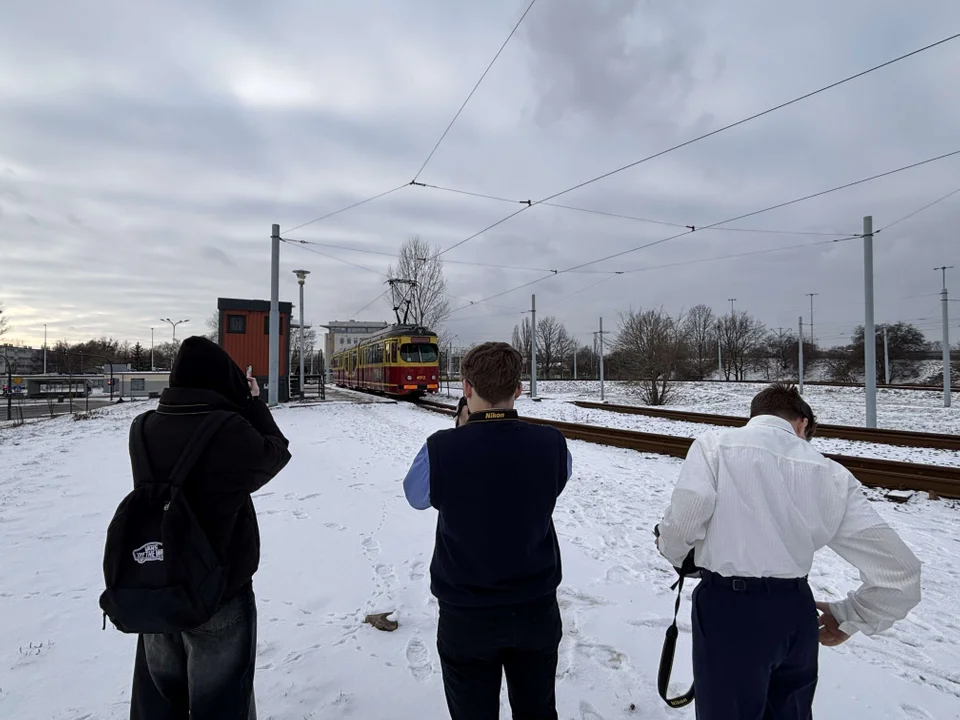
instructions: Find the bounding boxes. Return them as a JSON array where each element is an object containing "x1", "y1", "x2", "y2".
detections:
[
  {"x1": 883, "y1": 327, "x2": 890, "y2": 386},
  {"x1": 728, "y1": 298, "x2": 737, "y2": 315},
  {"x1": 596, "y1": 317, "x2": 609, "y2": 402},
  {"x1": 269, "y1": 224, "x2": 280, "y2": 406},
  {"x1": 798, "y1": 317, "x2": 805, "y2": 394},
  {"x1": 43, "y1": 323, "x2": 48, "y2": 374},
  {"x1": 293, "y1": 269, "x2": 310, "y2": 401},
  {"x1": 150, "y1": 327, "x2": 155, "y2": 371},
  {"x1": 160, "y1": 317, "x2": 189, "y2": 341},
  {"x1": 530, "y1": 294, "x2": 538, "y2": 399},
  {"x1": 717, "y1": 336, "x2": 722, "y2": 379},
  {"x1": 806, "y1": 293, "x2": 818, "y2": 346},
  {"x1": 573, "y1": 344, "x2": 578, "y2": 380},
  {"x1": 936, "y1": 265, "x2": 953, "y2": 408},
  {"x1": 863, "y1": 216, "x2": 877, "y2": 428}
]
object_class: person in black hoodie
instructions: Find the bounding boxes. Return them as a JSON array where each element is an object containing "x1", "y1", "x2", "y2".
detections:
[{"x1": 129, "y1": 337, "x2": 291, "y2": 720}]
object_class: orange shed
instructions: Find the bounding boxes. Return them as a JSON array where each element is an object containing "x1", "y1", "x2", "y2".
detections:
[{"x1": 217, "y1": 298, "x2": 293, "y2": 402}]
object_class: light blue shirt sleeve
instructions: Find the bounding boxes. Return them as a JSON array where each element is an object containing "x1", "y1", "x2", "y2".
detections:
[{"x1": 403, "y1": 443, "x2": 431, "y2": 510}]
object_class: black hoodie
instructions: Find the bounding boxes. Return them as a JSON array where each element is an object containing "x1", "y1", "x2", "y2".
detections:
[{"x1": 134, "y1": 336, "x2": 291, "y2": 601}]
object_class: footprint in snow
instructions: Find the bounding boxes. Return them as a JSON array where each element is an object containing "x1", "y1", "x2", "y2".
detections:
[
  {"x1": 362, "y1": 538, "x2": 380, "y2": 554},
  {"x1": 899, "y1": 705, "x2": 934, "y2": 719},
  {"x1": 579, "y1": 700, "x2": 606, "y2": 719},
  {"x1": 405, "y1": 637, "x2": 432, "y2": 682}
]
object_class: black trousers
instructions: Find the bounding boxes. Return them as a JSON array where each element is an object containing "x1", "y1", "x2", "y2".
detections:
[
  {"x1": 130, "y1": 584, "x2": 258, "y2": 720},
  {"x1": 437, "y1": 593, "x2": 562, "y2": 720},
  {"x1": 692, "y1": 572, "x2": 819, "y2": 720}
]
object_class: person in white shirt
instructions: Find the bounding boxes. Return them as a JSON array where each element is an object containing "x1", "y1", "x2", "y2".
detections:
[{"x1": 657, "y1": 383, "x2": 921, "y2": 720}]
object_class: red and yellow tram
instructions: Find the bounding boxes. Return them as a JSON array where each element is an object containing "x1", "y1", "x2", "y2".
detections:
[{"x1": 331, "y1": 325, "x2": 440, "y2": 397}]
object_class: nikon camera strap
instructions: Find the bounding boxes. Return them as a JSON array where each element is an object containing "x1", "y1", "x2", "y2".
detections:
[{"x1": 657, "y1": 563, "x2": 696, "y2": 709}]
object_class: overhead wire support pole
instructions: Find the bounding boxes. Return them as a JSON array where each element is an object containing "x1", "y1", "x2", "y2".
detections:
[
  {"x1": 936, "y1": 265, "x2": 953, "y2": 407},
  {"x1": 807, "y1": 293, "x2": 819, "y2": 346},
  {"x1": 863, "y1": 216, "x2": 877, "y2": 428},
  {"x1": 530, "y1": 294, "x2": 538, "y2": 400},
  {"x1": 798, "y1": 317, "x2": 805, "y2": 394},
  {"x1": 269, "y1": 224, "x2": 280, "y2": 407},
  {"x1": 597, "y1": 318, "x2": 608, "y2": 403}
]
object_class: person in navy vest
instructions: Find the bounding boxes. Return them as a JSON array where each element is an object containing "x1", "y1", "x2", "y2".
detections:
[{"x1": 403, "y1": 342, "x2": 573, "y2": 720}]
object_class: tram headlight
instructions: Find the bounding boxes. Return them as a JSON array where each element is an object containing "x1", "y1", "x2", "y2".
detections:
[{"x1": 406, "y1": 375, "x2": 413, "y2": 381}]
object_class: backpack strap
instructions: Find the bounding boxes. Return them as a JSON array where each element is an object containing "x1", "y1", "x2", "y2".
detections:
[
  {"x1": 166, "y1": 410, "x2": 233, "y2": 490},
  {"x1": 129, "y1": 411, "x2": 157, "y2": 485}
]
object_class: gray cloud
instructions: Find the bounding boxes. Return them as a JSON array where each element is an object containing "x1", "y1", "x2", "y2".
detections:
[{"x1": 0, "y1": 0, "x2": 959, "y2": 352}]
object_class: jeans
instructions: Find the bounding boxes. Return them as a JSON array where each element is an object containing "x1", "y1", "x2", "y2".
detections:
[
  {"x1": 130, "y1": 584, "x2": 257, "y2": 720},
  {"x1": 692, "y1": 572, "x2": 819, "y2": 720},
  {"x1": 437, "y1": 593, "x2": 562, "y2": 720}
]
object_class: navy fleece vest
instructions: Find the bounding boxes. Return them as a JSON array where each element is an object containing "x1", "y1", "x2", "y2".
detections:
[{"x1": 426, "y1": 411, "x2": 568, "y2": 607}]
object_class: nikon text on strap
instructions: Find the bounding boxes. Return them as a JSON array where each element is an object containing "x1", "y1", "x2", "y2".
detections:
[{"x1": 657, "y1": 555, "x2": 696, "y2": 709}]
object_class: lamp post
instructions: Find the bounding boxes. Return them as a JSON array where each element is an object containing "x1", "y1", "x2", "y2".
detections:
[
  {"x1": 43, "y1": 323, "x2": 48, "y2": 375},
  {"x1": 293, "y1": 270, "x2": 310, "y2": 401},
  {"x1": 150, "y1": 327, "x2": 155, "y2": 371},
  {"x1": 160, "y1": 317, "x2": 189, "y2": 342},
  {"x1": 446, "y1": 334, "x2": 459, "y2": 395}
]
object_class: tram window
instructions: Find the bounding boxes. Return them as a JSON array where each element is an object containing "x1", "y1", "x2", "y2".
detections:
[
  {"x1": 400, "y1": 343, "x2": 439, "y2": 363},
  {"x1": 391, "y1": 343, "x2": 398, "y2": 363}
]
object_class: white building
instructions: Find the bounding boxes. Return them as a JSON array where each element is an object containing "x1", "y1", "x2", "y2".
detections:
[{"x1": 321, "y1": 320, "x2": 388, "y2": 376}]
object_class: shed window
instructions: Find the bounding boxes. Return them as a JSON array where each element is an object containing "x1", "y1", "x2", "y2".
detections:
[
  {"x1": 227, "y1": 315, "x2": 246, "y2": 334},
  {"x1": 131, "y1": 378, "x2": 146, "y2": 392}
]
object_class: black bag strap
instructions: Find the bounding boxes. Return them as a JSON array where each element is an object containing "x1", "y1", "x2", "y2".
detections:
[
  {"x1": 130, "y1": 410, "x2": 231, "y2": 492},
  {"x1": 657, "y1": 569, "x2": 696, "y2": 709}
]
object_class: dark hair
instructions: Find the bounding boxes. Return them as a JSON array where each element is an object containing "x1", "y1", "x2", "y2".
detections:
[
  {"x1": 750, "y1": 383, "x2": 818, "y2": 440},
  {"x1": 459, "y1": 342, "x2": 522, "y2": 405}
]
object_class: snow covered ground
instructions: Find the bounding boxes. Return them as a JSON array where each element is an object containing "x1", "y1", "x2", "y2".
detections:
[
  {"x1": 434, "y1": 394, "x2": 960, "y2": 468},
  {"x1": 473, "y1": 380, "x2": 960, "y2": 436},
  {"x1": 2, "y1": 400, "x2": 959, "y2": 719}
]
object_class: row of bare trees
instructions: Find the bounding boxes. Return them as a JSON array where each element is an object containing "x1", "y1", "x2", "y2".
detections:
[{"x1": 610, "y1": 305, "x2": 802, "y2": 404}]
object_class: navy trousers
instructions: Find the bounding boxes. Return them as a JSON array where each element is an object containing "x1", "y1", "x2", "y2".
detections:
[
  {"x1": 437, "y1": 593, "x2": 562, "y2": 720},
  {"x1": 692, "y1": 572, "x2": 819, "y2": 720},
  {"x1": 130, "y1": 584, "x2": 258, "y2": 720}
]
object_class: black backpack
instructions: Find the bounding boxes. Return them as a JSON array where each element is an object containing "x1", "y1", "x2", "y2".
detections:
[{"x1": 99, "y1": 410, "x2": 231, "y2": 634}]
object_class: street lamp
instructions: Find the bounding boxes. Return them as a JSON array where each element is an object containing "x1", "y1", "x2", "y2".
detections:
[
  {"x1": 43, "y1": 323, "x2": 48, "y2": 375},
  {"x1": 160, "y1": 317, "x2": 189, "y2": 342},
  {"x1": 293, "y1": 270, "x2": 310, "y2": 401}
]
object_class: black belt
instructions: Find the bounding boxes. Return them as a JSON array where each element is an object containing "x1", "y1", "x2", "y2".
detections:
[{"x1": 699, "y1": 570, "x2": 808, "y2": 594}]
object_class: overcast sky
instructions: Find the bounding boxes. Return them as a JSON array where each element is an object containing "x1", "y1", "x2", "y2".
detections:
[{"x1": 2, "y1": 0, "x2": 959, "y2": 351}]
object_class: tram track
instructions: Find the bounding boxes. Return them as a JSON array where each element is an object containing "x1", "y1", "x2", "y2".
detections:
[
  {"x1": 570, "y1": 400, "x2": 960, "y2": 451},
  {"x1": 413, "y1": 399, "x2": 960, "y2": 499}
]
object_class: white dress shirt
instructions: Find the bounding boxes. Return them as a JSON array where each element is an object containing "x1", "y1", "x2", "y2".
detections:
[{"x1": 657, "y1": 414, "x2": 922, "y2": 637}]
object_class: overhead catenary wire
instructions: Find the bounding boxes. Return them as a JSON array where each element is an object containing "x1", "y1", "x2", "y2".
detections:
[
  {"x1": 433, "y1": 31, "x2": 960, "y2": 257},
  {"x1": 411, "y1": 0, "x2": 539, "y2": 182},
  {"x1": 413, "y1": 181, "x2": 856, "y2": 237},
  {"x1": 281, "y1": 238, "x2": 388, "y2": 277},
  {"x1": 876, "y1": 186, "x2": 960, "y2": 232},
  {"x1": 285, "y1": 184, "x2": 409, "y2": 234},
  {"x1": 444, "y1": 149, "x2": 960, "y2": 314}
]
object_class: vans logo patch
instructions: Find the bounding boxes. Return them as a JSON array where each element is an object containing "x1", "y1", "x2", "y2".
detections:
[{"x1": 132, "y1": 542, "x2": 163, "y2": 564}]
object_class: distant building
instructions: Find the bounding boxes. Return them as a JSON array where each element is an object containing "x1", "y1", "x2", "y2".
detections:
[
  {"x1": 0, "y1": 345, "x2": 42, "y2": 375},
  {"x1": 322, "y1": 320, "x2": 389, "y2": 363}
]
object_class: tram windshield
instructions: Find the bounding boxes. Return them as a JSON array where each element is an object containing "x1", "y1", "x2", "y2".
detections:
[{"x1": 400, "y1": 343, "x2": 439, "y2": 363}]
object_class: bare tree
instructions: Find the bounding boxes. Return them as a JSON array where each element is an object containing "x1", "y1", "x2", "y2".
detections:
[
  {"x1": 206, "y1": 311, "x2": 220, "y2": 343},
  {"x1": 536, "y1": 316, "x2": 568, "y2": 379},
  {"x1": 0, "y1": 300, "x2": 9, "y2": 338},
  {"x1": 512, "y1": 317, "x2": 533, "y2": 376},
  {"x1": 716, "y1": 311, "x2": 767, "y2": 381},
  {"x1": 615, "y1": 307, "x2": 685, "y2": 405},
  {"x1": 386, "y1": 235, "x2": 450, "y2": 330},
  {"x1": 681, "y1": 304, "x2": 715, "y2": 380},
  {"x1": 291, "y1": 326, "x2": 318, "y2": 369}
]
